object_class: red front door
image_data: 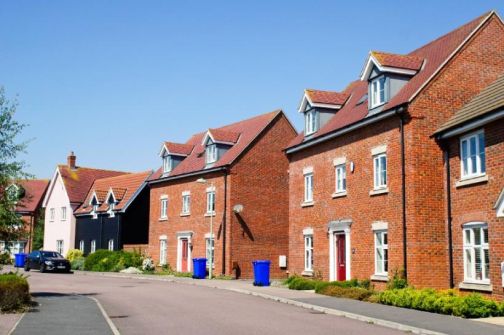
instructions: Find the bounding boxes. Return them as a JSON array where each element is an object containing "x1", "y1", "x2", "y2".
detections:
[
  {"x1": 336, "y1": 234, "x2": 346, "y2": 281},
  {"x1": 181, "y1": 239, "x2": 189, "y2": 272}
]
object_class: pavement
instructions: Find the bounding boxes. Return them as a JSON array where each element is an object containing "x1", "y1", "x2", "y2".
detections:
[{"x1": 2, "y1": 267, "x2": 504, "y2": 335}]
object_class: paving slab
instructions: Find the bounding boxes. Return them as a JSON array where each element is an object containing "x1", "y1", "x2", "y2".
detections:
[{"x1": 0, "y1": 313, "x2": 22, "y2": 335}]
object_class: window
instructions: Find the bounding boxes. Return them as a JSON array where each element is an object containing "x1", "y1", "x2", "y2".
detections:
[
  {"x1": 374, "y1": 231, "x2": 388, "y2": 275},
  {"x1": 370, "y1": 75, "x2": 387, "y2": 108},
  {"x1": 304, "y1": 234, "x2": 314, "y2": 272},
  {"x1": 373, "y1": 153, "x2": 387, "y2": 189},
  {"x1": 56, "y1": 240, "x2": 64, "y2": 255},
  {"x1": 206, "y1": 237, "x2": 215, "y2": 268},
  {"x1": 90, "y1": 240, "x2": 96, "y2": 253},
  {"x1": 108, "y1": 239, "x2": 114, "y2": 251},
  {"x1": 335, "y1": 164, "x2": 346, "y2": 193},
  {"x1": 206, "y1": 191, "x2": 216, "y2": 214},
  {"x1": 50, "y1": 208, "x2": 55, "y2": 221},
  {"x1": 108, "y1": 197, "x2": 115, "y2": 217},
  {"x1": 305, "y1": 110, "x2": 318, "y2": 135},
  {"x1": 206, "y1": 144, "x2": 217, "y2": 164},
  {"x1": 61, "y1": 207, "x2": 67, "y2": 220},
  {"x1": 160, "y1": 239, "x2": 167, "y2": 265},
  {"x1": 160, "y1": 198, "x2": 168, "y2": 219},
  {"x1": 182, "y1": 193, "x2": 190, "y2": 214},
  {"x1": 460, "y1": 131, "x2": 485, "y2": 179},
  {"x1": 79, "y1": 240, "x2": 84, "y2": 253},
  {"x1": 304, "y1": 173, "x2": 314, "y2": 202},
  {"x1": 463, "y1": 224, "x2": 489, "y2": 283},
  {"x1": 162, "y1": 155, "x2": 172, "y2": 173}
]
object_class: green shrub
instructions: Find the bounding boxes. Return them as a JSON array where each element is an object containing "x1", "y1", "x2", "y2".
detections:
[
  {"x1": 387, "y1": 269, "x2": 407, "y2": 290},
  {"x1": 379, "y1": 288, "x2": 504, "y2": 318},
  {"x1": 285, "y1": 276, "x2": 372, "y2": 292},
  {"x1": 318, "y1": 285, "x2": 374, "y2": 301},
  {"x1": 66, "y1": 249, "x2": 83, "y2": 262},
  {"x1": 84, "y1": 250, "x2": 142, "y2": 272},
  {"x1": 0, "y1": 252, "x2": 12, "y2": 265},
  {"x1": 71, "y1": 256, "x2": 86, "y2": 270},
  {"x1": 0, "y1": 272, "x2": 30, "y2": 312}
]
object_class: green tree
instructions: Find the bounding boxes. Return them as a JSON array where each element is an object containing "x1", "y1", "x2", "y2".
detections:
[
  {"x1": 32, "y1": 210, "x2": 45, "y2": 251},
  {"x1": 0, "y1": 87, "x2": 28, "y2": 243}
]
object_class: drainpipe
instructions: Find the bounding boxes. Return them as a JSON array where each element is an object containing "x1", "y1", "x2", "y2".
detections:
[
  {"x1": 222, "y1": 169, "x2": 228, "y2": 275},
  {"x1": 444, "y1": 146, "x2": 455, "y2": 288},
  {"x1": 398, "y1": 108, "x2": 408, "y2": 280}
]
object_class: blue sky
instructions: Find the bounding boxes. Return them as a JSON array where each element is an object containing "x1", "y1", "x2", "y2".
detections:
[{"x1": 1, "y1": 1, "x2": 503, "y2": 178}]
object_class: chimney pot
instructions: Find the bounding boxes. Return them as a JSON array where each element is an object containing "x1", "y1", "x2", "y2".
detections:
[{"x1": 68, "y1": 151, "x2": 76, "y2": 169}]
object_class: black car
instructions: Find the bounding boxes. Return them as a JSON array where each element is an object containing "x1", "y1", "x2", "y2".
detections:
[{"x1": 24, "y1": 250, "x2": 71, "y2": 273}]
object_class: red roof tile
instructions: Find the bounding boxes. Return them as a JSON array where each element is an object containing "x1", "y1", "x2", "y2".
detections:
[
  {"x1": 207, "y1": 129, "x2": 241, "y2": 144},
  {"x1": 150, "y1": 110, "x2": 285, "y2": 181},
  {"x1": 13, "y1": 179, "x2": 49, "y2": 213},
  {"x1": 76, "y1": 171, "x2": 152, "y2": 214},
  {"x1": 58, "y1": 165, "x2": 129, "y2": 205},
  {"x1": 371, "y1": 51, "x2": 424, "y2": 71},
  {"x1": 163, "y1": 142, "x2": 194, "y2": 156},
  {"x1": 287, "y1": 12, "x2": 493, "y2": 150},
  {"x1": 305, "y1": 89, "x2": 350, "y2": 106}
]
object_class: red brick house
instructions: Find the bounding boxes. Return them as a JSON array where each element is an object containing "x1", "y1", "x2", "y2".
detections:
[
  {"x1": 0, "y1": 179, "x2": 49, "y2": 255},
  {"x1": 285, "y1": 11, "x2": 504, "y2": 294},
  {"x1": 434, "y1": 74, "x2": 504, "y2": 298},
  {"x1": 147, "y1": 110, "x2": 297, "y2": 278}
]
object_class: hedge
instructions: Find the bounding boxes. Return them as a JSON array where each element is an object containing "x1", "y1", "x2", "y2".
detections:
[
  {"x1": 0, "y1": 272, "x2": 30, "y2": 312},
  {"x1": 83, "y1": 250, "x2": 142, "y2": 272},
  {"x1": 285, "y1": 276, "x2": 371, "y2": 292}
]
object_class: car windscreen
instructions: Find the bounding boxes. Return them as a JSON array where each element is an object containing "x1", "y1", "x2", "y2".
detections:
[{"x1": 41, "y1": 252, "x2": 63, "y2": 258}]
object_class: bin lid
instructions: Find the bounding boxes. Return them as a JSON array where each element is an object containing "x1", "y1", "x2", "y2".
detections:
[
  {"x1": 193, "y1": 258, "x2": 207, "y2": 261},
  {"x1": 252, "y1": 260, "x2": 271, "y2": 264}
]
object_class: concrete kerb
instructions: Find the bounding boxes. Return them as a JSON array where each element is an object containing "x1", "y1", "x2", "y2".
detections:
[
  {"x1": 7, "y1": 313, "x2": 25, "y2": 335},
  {"x1": 74, "y1": 271, "x2": 445, "y2": 335},
  {"x1": 87, "y1": 296, "x2": 121, "y2": 335}
]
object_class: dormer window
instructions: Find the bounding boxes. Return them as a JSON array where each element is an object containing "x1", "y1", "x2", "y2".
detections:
[
  {"x1": 370, "y1": 75, "x2": 387, "y2": 108},
  {"x1": 206, "y1": 143, "x2": 217, "y2": 164},
  {"x1": 305, "y1": 110, "x2": 319, "y2": 135},
  {"x1": 162, "y1": 155, "x2": 172, "y2": 174},
  {"x1": 90, "y1": 195, "x2": 99, "y2": 219},
  {"x1": 107, "y1": 196, "x2": 116, "y2": 217}
]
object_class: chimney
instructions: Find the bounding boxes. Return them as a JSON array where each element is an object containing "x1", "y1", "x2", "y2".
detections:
[{"x1": 67, "y1": 151, "x2": 76, "y2": 169}]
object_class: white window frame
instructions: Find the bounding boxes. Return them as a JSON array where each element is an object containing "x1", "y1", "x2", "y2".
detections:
[
  {"x1": 162, "y1": 155, "x2": 172, "y2": 174},
  {"x1": 304, "y1": 172, "x2": 314, "y2": 203},
  {"x1": 108, "y1": 239, "x2": 114, "y2": 251},
  {"x1": 304, "y1": 110, "x2": 318, "y2": 135},
  {"x1": 108, "y1": 201, "x2": 115, "y2": 217},
  {"x1": 206, "y1": 144, "x2": 218, "y2": 164},
  {"x1": 50, "y1": 208, "x2": 55, "y2": 221},
  {"x1": 460, "y1": 130, "x2": 486, "y2": 179},
  {"x1": 205, "y1": 236, "x2": 215, "y2": 269},
  {"x1": 335, "y1": 164, "x2": 346, "y2": 193},
  {"x1": 160, "y1": 198, "x2": 168, "y2": 219},
  {"x1": 206, "y1": 190, "x2": 216, "y2": 214},
  {"x1": 79, "y1": 240, "x2": 85, "y2": 253},
  {"x1": 463, "y1": 223, "x2": 490, "y2": 284},
  {"x1": 159, "y1": 239, "x2": 167, "y2": 265},
  {"x1": 373, "y1": 153, "x2": 387, "y2": 189},
  {"x1": 61, "y1": 207, "x2": 67, "y2": 221},
  {"x1": 304, "y1": 234, "x2": 314, "y2": 272},
  {"x1": 370, "y1": 75, "x2": 387, "y2": 108},
  {"x1": 374, "y1": 230, "x2": 388, "y2": 276},
  {"x1": 90, "y1": 240, "x2": 96, "y2": 253},
  {"x1": 56, "y1": 240, "x2": 64, "y2": 255},
  {"x1": 182, "y1": 193, "x2": 191, "y2": 214}
]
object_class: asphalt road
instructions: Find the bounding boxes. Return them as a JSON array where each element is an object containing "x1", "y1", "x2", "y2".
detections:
[{"x1": 23, "y1": 270, "x2": 403, "y2": 335}]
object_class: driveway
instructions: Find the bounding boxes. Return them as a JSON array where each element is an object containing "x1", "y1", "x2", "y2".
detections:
[{"x1": 20, "y1": 270, "x2": 402, "y2": 335}]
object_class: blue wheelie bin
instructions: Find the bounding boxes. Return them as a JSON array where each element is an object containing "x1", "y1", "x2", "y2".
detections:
[
  {"x1": 193, "y1": 258, "x2": 207, "y2": 279},
  {"x1": 14, "y1": 253, "x2": 27, "y2": 268},
  {"x1": 252, "y1": 260, "x2": 271, "y2": 286}
]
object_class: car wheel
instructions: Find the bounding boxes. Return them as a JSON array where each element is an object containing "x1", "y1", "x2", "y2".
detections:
[
  {"x1": 40, "y1": 264, "x2": 46, "y2": 273},
  {"x1": 24, "y1": 264, "x2": 30, "y2": 271}
]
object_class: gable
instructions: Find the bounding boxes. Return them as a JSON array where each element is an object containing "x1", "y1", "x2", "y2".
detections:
[{"x1": 42, "y1": 168, "x2": 71, "y2": 209}]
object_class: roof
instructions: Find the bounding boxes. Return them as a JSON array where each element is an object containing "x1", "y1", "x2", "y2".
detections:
[
  {"x1": 150, "y1": 110, "x2": 288, "y2": 181},
  {"x1": 162, "y1": 142, "x2": 194, "y2": 156},
  {"x1": 57, "y1": 165, "x2": 129, "y2": 205},
  {"x1": 435, "y1": 74, "x2": 504, "y2": 134},
  {"x1": 287, "y1": 11, "x2": 495, "y2": 150},
  {"x1": 13, "y1": 179, "x2": 49, "y2": 213},
  {"x1": 305, "y1": 89, "x2": 350, "y2": 106},
  {"x1": 76, "y1": 171, "x2": 152, "y2": 214},
  {"x1": 371, "y1": 51, "x2": 424, "y2": 71}
]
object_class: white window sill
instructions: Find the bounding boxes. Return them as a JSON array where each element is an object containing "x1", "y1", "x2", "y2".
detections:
[
  {"x1": 180, "y1": 213, "x2": 191, "y2": 217},
  {"x1": 301, "y1": 201, "x2": 315, "y2": 208},
  {"x1": 458, "y1": 281, "x2": 492, "y2": 292},
  {"x1": 371, "y1": 274, "x2": 388, "y2": 282},
  {"x1": 369, "y1": 188, "x2": 389, "y2": 196},
  {"x1": 332, "y1": 191, "x2": 347, "y2": 199},
  {"x1": 204, "y1": 212, "x2": 216, "y2": 217},
  {"x1": 301, "y1": 270, "x2": 314, "y2": 277},
  {"x1": 159, "y1": 217, "x2": 168, "y2": 221},
  {"x1": 455, "y1": 174, "x2": 488, "y2": 188}
]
